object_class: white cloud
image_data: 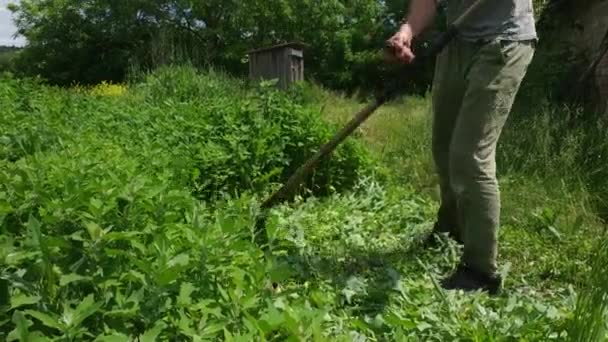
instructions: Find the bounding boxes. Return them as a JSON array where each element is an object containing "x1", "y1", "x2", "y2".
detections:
[
  {"x1": 0, "y1": 0, "x2": 24, "y2": 46},
  {"x1": 0, "y1": 1, "x2": 18, "y2": 7}
]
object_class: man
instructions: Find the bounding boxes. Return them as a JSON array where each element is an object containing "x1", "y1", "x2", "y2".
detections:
[{"x1": 387, "y1": 0, "x2": 537, "y2": 295}]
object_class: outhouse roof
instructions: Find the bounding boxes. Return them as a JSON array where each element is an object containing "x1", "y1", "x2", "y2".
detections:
[{"x1": 247, "y1": 42, "x2": 307, "y2": 55}]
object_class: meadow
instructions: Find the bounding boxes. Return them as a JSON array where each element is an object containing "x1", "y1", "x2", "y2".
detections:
[{"x1": 0, "y1": 65, "x2": 606, "y2": 341}]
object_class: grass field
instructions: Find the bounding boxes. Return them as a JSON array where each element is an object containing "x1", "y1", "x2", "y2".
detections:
[{"x1": 0, "y1": 65, "x2": 606, "y2": 341}]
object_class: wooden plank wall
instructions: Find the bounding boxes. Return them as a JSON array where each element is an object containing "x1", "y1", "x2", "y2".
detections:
[
  {"x1": 288, "y1": 48, "x2": 304, "y2": 84},
  {"x1": 249, "y1": 47, "x2": 304, "y2": 90}
]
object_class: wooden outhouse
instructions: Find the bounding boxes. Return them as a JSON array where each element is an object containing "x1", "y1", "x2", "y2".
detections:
[{"x1": 248, "y1": 42, "x2": 305, "y2": 90}]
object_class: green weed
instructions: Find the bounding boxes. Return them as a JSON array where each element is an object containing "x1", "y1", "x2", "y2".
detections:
[
  {"x1": 1, "y1": 66, "x2": 606, "y2": 341},
  {"x1": 566, "y1": 239, "x2": 608, "y2": 341}
]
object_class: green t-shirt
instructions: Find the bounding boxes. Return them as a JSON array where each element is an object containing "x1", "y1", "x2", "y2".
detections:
[{"x1": 444, "y1": 0, "x2": 538, "y2": 41}]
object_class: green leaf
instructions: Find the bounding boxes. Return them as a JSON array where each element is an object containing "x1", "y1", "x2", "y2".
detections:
[
  {"x1": 177, "y1": 309, "x2": 195, "y2": 336},
  {"x1": 84, "y1": 222, "x2": 102, "y2": 240},
  {"x1": 0, "y1": 199, "x2": 13, "y2": 215},
  {"x1": 547, "y1": 226, "x2": 562, "y2": 240},
  {"x1": 177, "y1": 282, "x2": 196, "y2": 307},
  {"x1": 102, "y1": 231, "x2": 142, "y2": 242},
  {"x1": 132, "y1": 258, "x2": 152, "y2": 274},
  {"x1": 10, "y1": 293, "x2": 40, "y2": 310},
  {"x1": 350, "y1": 318, "x2": 371, "y2": 331},
  {"x1": 156, "y1": 254, "x2": 190, "y2": 286},
  {"x1": 417, "y1": 322, "x2": 432, "y2": 332},
  {"x1": 119, "y1": 270, "x2": 147, "y2": 285},
  {"x1": 217, "y1": 286, "x2": 231, "y2": 302},
  {"x1": 384, "y1": 312, "x2": 417, "y2": 330},
  {"x1": 70, "y1": 294, "x2": 102, "y2": 328},
  {"x1": 8, "y1": 311, "x2": 32, "y2": 342},
  {"x1": 128, "y1": 239, "x2": 147, "y2": 254},
  {"x1": 26, "y1": 216, "x2": 42, "y2": 247},
  {"x1": 59, "y1": 273, "x2": 91, "y2": 287},
  {"x1": 89, "y1": 197, "x2": 104, "y2": 215},
  {"x1": 223, "y1": 328, "x2": 233, "y2": 341},
  {"x1": 139, "y1": 320, "x2": 167, "y2": 342},
  {"x1": 341, "y1": 288, "x2": 357, "y2": 304},
  {"x1": 5, "y1": 251, "x2": 40, "y2": 265},
  {"x1": 155, "y1": 268, "x2": 179, "y2": 287},
  {"x1": 93, "y1": 333, "x2": 131, "y2": 342},
  {"x1": 168, "y1": 253, "x2": 190, "y2": 268},
  {"x1": 261, "y1": 304, "x2": 285, "y2": 331},
  {"x1": 268, "y1": 262, "x2": 293, "y2": 283},
  {"x1": 24, "y1": 309, "x2": 64, "y2": 331},
  {"x1": 26, "y1": 216, "x2": 52, "y2": 274},
  {"x1": 200, "y1": 322, "x2": 226, "y2": 337}
]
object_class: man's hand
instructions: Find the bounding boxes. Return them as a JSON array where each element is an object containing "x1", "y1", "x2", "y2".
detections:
[
  {"x1": 386, "y1": 23, "x2": 415, "y2": 64},
  {"x1": 384, "y1": 0, "x2": 437, "y2": 64}
]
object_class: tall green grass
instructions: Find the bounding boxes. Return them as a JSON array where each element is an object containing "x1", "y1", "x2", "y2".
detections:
[
  {"x1": 567, "y1": 240, "x2": 608, "y2": 341},
  {"x1": 307, "y1": 81, "x2": 608, "y2": 218}
]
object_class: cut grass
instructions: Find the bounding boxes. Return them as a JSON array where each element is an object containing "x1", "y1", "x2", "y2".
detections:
[
  {"x1": 267, "y1": 179, "x2": 577, "y2": 340},
  {"x1": 306, "y1": 83, "x2": 608, "y2": 340}
]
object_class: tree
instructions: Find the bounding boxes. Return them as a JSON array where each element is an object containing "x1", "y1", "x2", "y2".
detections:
[
  {"x1": 8, "y1": 0, "x2": 437, "y2": 93},
  {"x1": 8, "y1": 0, "x2": 168, "y2": 84}
]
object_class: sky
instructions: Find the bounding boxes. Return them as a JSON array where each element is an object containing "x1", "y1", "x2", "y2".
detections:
[{"x1": 0, "y1": 0, "x2": 25, "y2": 47}]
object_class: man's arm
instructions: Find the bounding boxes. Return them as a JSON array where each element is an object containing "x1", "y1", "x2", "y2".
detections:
[
  {"x1": 404, "y1": 0, "x2": 438, "y2": 36},
  {"x1": 386, "y1": 0, "x2": 438, "y2": 64}
]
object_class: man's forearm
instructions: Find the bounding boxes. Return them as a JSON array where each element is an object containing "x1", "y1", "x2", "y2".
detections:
[{"x1": 403, "y1": 0, "x2": 437, "y2": 36}]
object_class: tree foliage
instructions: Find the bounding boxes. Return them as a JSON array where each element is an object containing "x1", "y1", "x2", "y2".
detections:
[
  {"x1": 9, "y1": 0, "x2": 420, "y2": 92},
  {"x1": 7, "y1": 0, "x2": 573, "y2": 94}
]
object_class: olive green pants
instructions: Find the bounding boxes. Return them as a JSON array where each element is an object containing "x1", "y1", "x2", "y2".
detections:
[{"x1": 431, "y1": 37, "x2": 535, "y2": 275}]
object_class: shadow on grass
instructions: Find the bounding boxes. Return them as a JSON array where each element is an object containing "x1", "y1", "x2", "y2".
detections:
[{"x1": 271, "y1": 231, "x2": 446, "y2": 323}]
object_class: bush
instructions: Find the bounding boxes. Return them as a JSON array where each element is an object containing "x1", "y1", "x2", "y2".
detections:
[
  {"x1": 0, "y1": 65, "x2": 374, "y2": 202},
  {"x1": 0, "y1": 48, "x2": 19, "y2": 74},
  {"x1": 133, "y1": 65, "x2": 376, "y2": 201},
  {"x1": 0, "y1": 64, "x2": 378, "y2": 340},
  {"x1": 0, "y1": 141, "x2": 277, "y2": 339}
]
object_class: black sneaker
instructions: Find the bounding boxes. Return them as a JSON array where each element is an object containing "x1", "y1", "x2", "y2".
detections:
[{"x1": 440, "y1": 263, "x2": 502, "y2": 296}]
